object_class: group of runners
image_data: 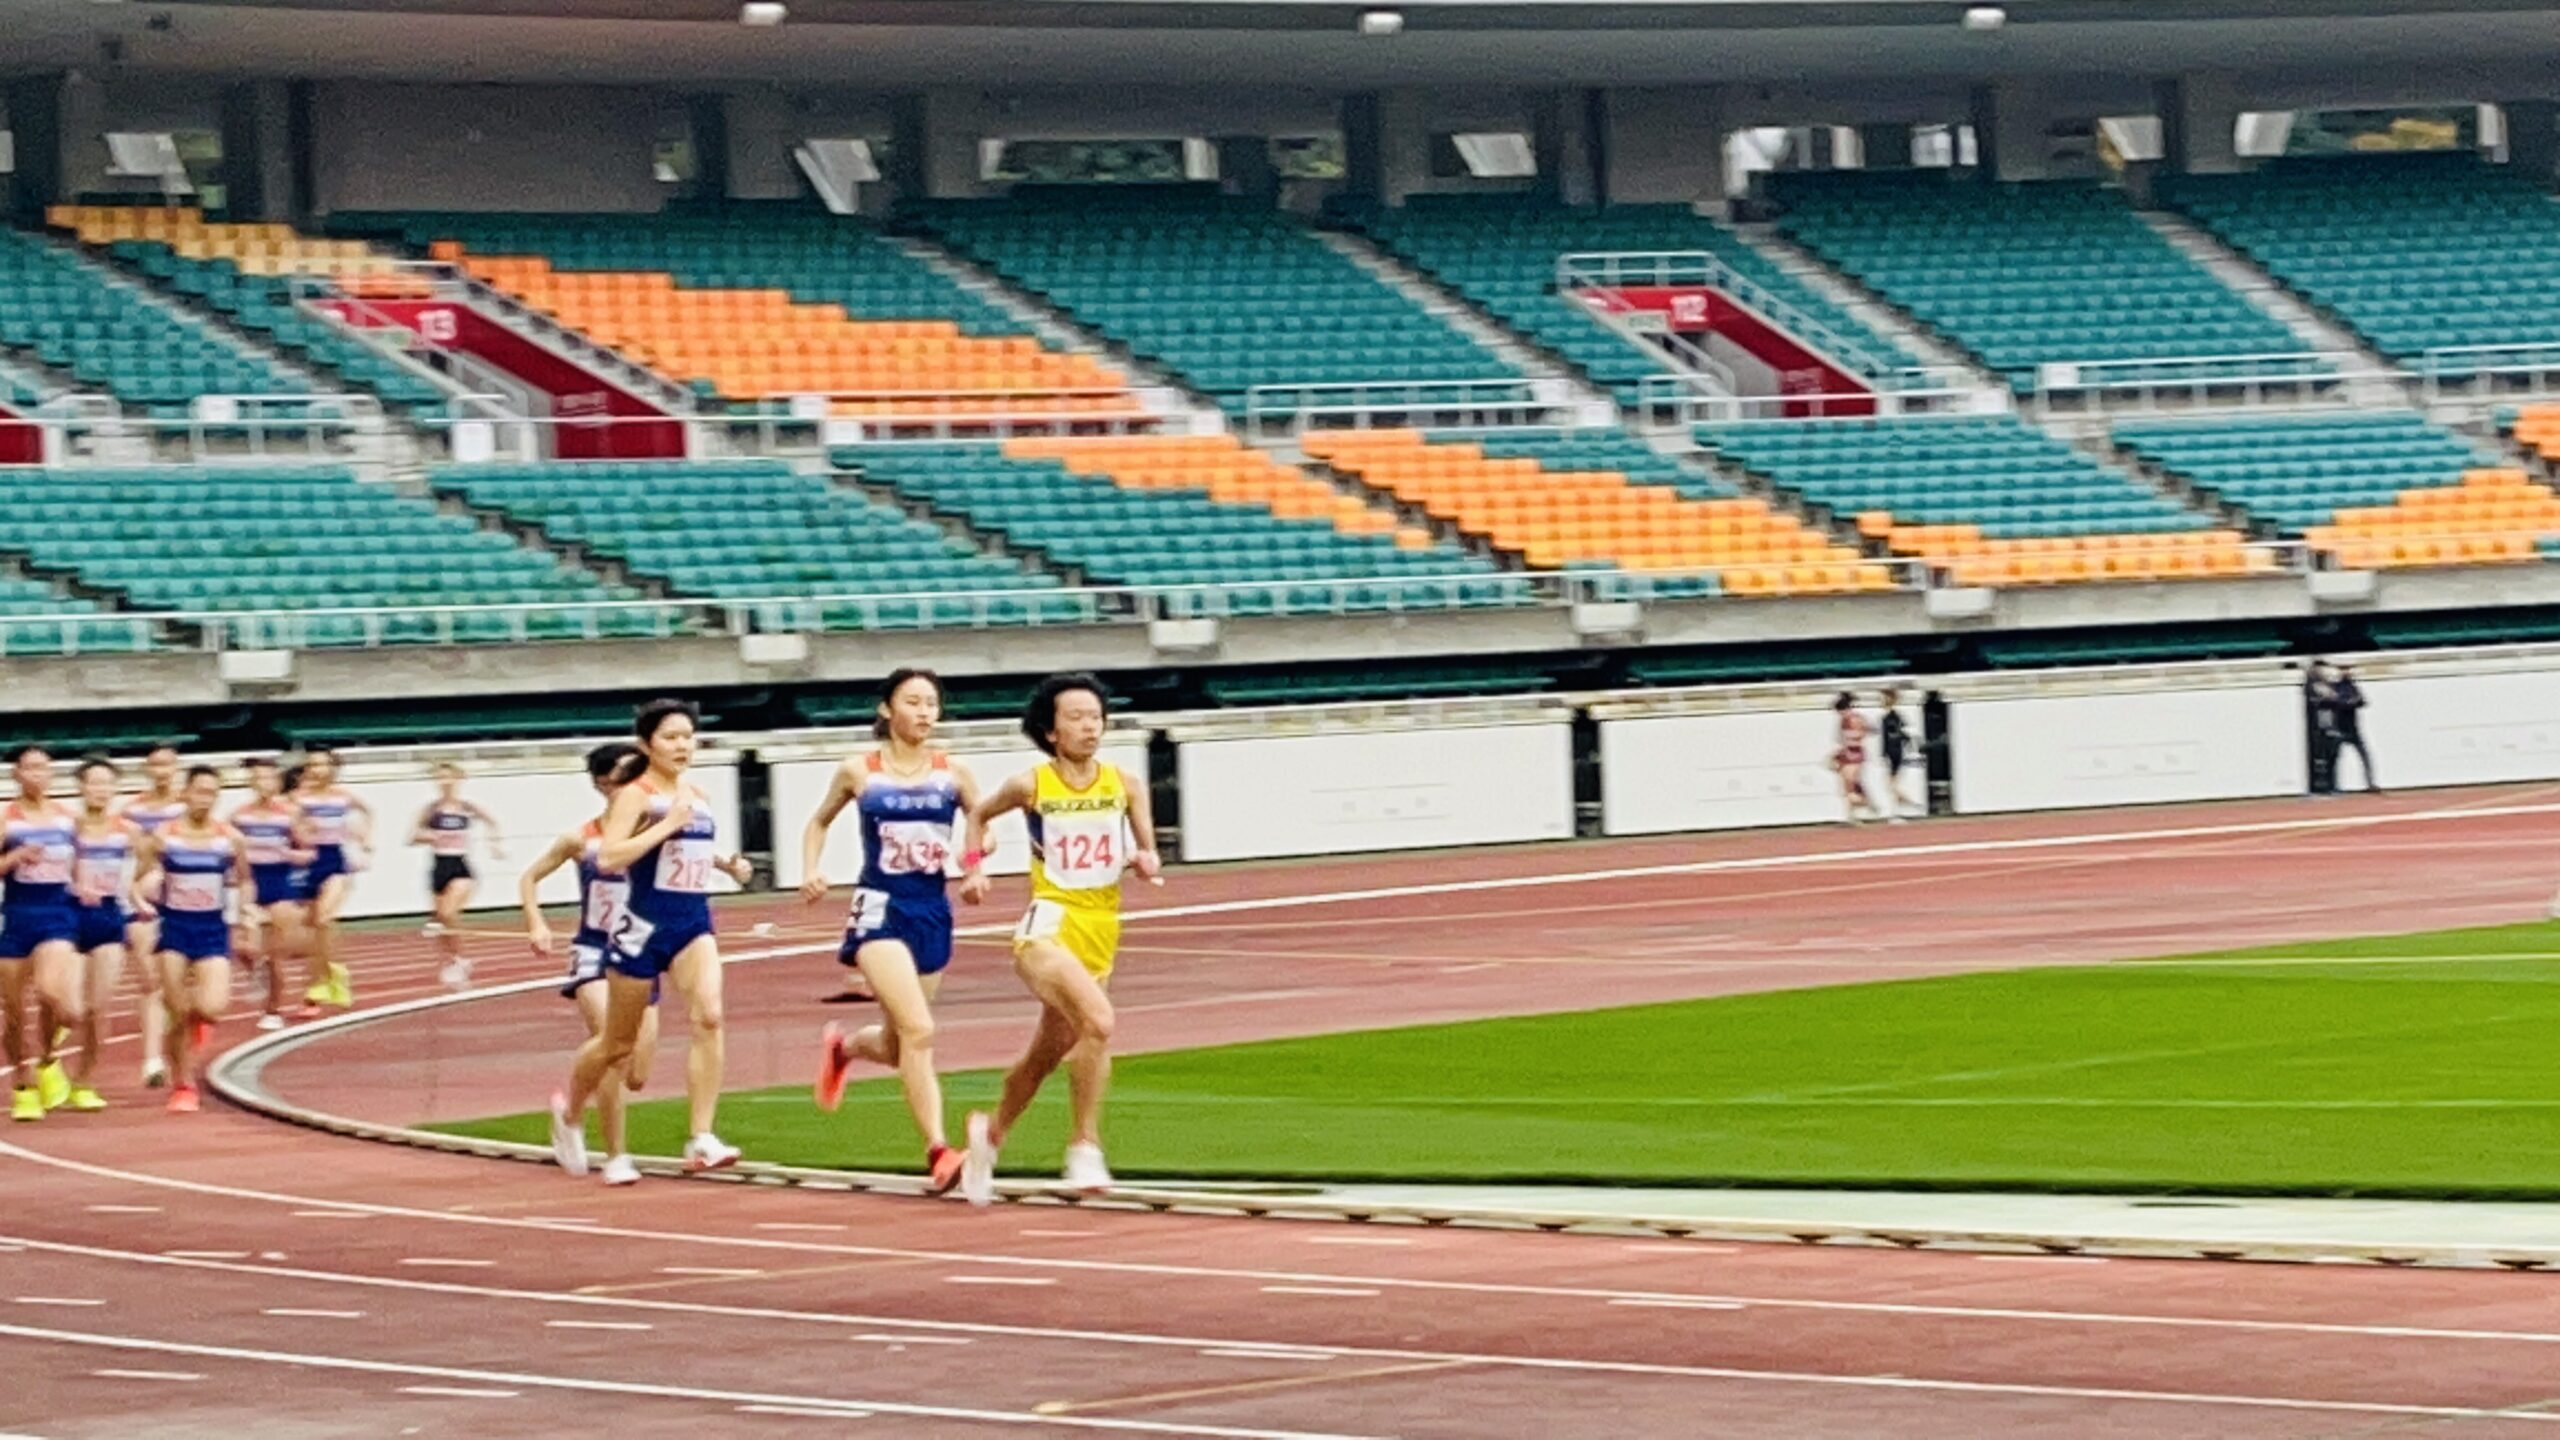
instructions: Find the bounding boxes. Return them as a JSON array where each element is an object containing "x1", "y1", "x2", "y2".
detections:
[{"x1": 540, "y1": 669, "x2": 1153, "y2": 1202}]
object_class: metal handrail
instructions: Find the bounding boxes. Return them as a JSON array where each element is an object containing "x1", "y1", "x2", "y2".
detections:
[
  {"x1": 1243, "y1": 377, "x2": 1582, "y2": 439},
  {"x1": 1641, "y1": 378, "x2": 1992, "y2": 430},
  {"x1": 2416, "y1": 341, "x2": 2560, "y2": 401},
  {"x1": 1555, "y1": 249, "x2": 1900, "y2": 379},
  {"x1": 2030, "y1": 351, "x2": 2379, "y2": 416}
]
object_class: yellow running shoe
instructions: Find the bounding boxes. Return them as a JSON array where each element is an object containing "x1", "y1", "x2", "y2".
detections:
[
  {"x1": 326, "y1": 962, "x2": 352, "y2": 1009},
  {"x1": 35, "y1": 1060, "x2": 70, "y2": 1111},
  {"x1": 64, "y1": 1085, "x2": 106, "y2": 1113},
  {"x1": 304, "y1": 977, "x2": 331, "y2": 1005},
  {"x1": 10, "y1": 1088, "x2": 42, "y2": 1122}
]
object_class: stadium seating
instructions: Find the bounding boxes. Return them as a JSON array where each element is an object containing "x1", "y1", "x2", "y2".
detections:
[
  {"x1": 1341, "y1": 197, "x2": 1905, "y2": 403},
  {"x1": 1695, "y1": 414, "x2": 2261, "y2": 586},
  {"x1": 430, "y1": 457, "x2": 1087, "y2": 628},
  {"x1": 2508, "y1": 403, "x2": 2560, "y2": 465},
  {"x1": 2159, "y1": 155, "x2": 2560, "y2": 369},
  {"x1": 1768, "y1": 174, "x2": 2308, "y2": 393},
  {"x1": 0, "y1": 227, "x2": 309, "y2": 416},
  {"x1": 0, "y1": 466, "x2": 655, "y2": 645},
  {"x1": 843, "y1": 437, "x2": 1515, "y2": 614},
  {"x1": 908, "y1": 187, "x2": 1517, "y2": 414},
  {"x1": 333, "y1": 211, "x2": 1133, "y2": 418},
  {"x1": 0, "y1": 575, "x2": 148, "y2": 656},
  {"x1": 1304, "y1": 426, "x2": 1887, "y2": 596},
  {"x1": 2112, "y1": 411, "x2": 2503, "y2": 533}
]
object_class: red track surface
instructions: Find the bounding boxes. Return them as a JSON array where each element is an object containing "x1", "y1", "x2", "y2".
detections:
[{"x1": 12, "y1": 786, "x2": 2560, "y2": 1437}]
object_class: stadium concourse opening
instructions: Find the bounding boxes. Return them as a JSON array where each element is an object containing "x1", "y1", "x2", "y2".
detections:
[{"x1": 10, "y1": 0, "x2": 2560, "y2": 1432}]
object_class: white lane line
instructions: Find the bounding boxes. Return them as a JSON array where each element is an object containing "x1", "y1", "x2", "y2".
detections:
[
  {"x1": 1019, "y1": 1228, "x2": 1099, "y2": 1239},
  {"x1": 739, "y1": 1404, "x2": 876, "y2": 1419},
  {"x1": 853, "y1": 1333, "x2": 970, "y2": 1346},
  {"x1": 1201, "y1": 1349, "x2": 1336, "y2": 1362},
  {"x1": 83, "y1": 1204, "x2": 159, "y2": 1215},
  {"x1": 1610, "y1": 1299, "x2": 1749, "y2": 1311},
  {"x1": 1259, "y1": 1286, "x2": 1380, "y2": 1298},
  {"x1": 399, "y1": 1384, "x2": 522, "y2": 1399},
  {"x1": 1620, "y1": 1243, "x2": 1741, "y2": 1255},
  {"x1": 517, "y1": 1216, "x2": 599, "y2": 1227},
  {"x1": 546, "y1": 1319, "x2": 654, "y2": 1332},
  {"x1": 290, "y1": 1210, "x2": 373, "y2": 1220},
  {"x1": 11, "y1": 1230, "x2": 2560, "y2": 1424},
  {"x1": 1301, "y1": 1236, "x2": 1414, "y2": 1248},
  {"x1": 90, "y1": 1368, "x2": 200, "y2": 1382},
  {"x1": 1976, "y1": 1255, "x2": 2110, "y2": 1265},
  {"x1": 14, "y1": 1297, "x2": 104, "y2": 1308},
  {"x1": 263, "y1": 1308, "x2": 364, "y2": 1319},
  {"x1": 659, "y1": 1266, "x2": 761, "y2": 1278},
  {"x1": 160, "y1": 1250, "x2": 247, "y2": 1261},
  {"x1": 398, "y1": 1258, "x2": 496, "y2": 1269},
  {"x1": 945, "y1": 1275, "x2": 1056, "y2": 1287},
  {"x1": 0, "y1": 1322, "x2": 1385, "y2": 1439},
  {"x1": 754, "y1": 1222, "x2": 846, "y2": 1233}
]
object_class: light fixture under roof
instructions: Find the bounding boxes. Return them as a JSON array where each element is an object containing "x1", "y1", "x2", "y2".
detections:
[
  {"x1": 740, "y1": 2, "x2": 788, "y2": 26},
  {"x1": 1358, "y1": 10, "x2": 1404, "y2": 36}
]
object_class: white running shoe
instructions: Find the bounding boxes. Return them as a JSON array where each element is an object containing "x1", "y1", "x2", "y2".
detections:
[
  {"x1": 683, "y1": 1132, "x2": 740, "y2": 1173},
  {"x1": 1063, "y1": 1141, "x2": 1113, "y2": 1196},
  {"x1": 140, "y1": 1059, "x2": 169, "y2": 1090},
  {"x1": 548, "y1": 1091, "x2": 589, "y2": 1178},
  {"x1": 960, "y1": 1110, "x2": 997, "y2": 1208},
  {"x1": 438, "y1": 959, "x2": 472, "y2": 991},
  {"x1": 256, "y1": 1012, "x2": 285, "y2": 1032},
  {"x1": 600, "y1": 1154, "x2": 641, "y2": 1187}
]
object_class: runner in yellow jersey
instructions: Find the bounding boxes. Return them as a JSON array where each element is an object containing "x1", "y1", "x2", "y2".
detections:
[{"x1": 960, "y1": 673, "x2": 1159, "y2": 1202}]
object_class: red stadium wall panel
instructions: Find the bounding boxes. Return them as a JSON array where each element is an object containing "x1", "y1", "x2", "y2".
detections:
[
  {"x1": 314, "y1": 300, "x2": 686, "y2": 460},
  {"x1": 1591, "y1": 286, "x2": 1875, "y2": 416},
  {"x1": 0, "y1": 407, "x2": 38, "y2": 466}
]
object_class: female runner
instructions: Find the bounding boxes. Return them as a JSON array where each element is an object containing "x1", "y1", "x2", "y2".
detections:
[
  {"x1": 799, "y1": 668, "x2": 985, "y2": 1194},
  {"x1": 2, "y1": 748, "x2": 84, "y2": 1121},
  {"x1": 1832, "y1": 691, "x2": 1880, "y2": 825},
  {"x1": 549, "y1": 700, "x2": 750, "y2": 1177},
  {"x1": 962, "y1": 673, "x2": 1160, "y2": 1202},
  {"x1": 119, "y1": 744, "x2": 185, "y2": 1087},
  {"x1": 521, "y1": 743, "x2": 657, "y2": 1187},
  {"x1": 62, "y1": 758, "x2": 137, "y2": 1112},
  {"x1": 229, "y1": 757, "x2": 307, "y2": 1031},
  {"x1": 293, "y1": 747, "x2": 370, "y2": 1015},
  {"x1": 132, "y1": 766, "x2": 252, "y2": 1113},
  {"x1": 414, "y1": 762, "x2": 504, "y2": 990}
]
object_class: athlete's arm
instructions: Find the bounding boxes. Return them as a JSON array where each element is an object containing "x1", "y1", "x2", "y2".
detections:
[
  {"x1": 798, "y1": 759, "x2": 863, "y2": 903},
  {"x1": 466, "y1": 801, "x2": 508, "y2": 860},
  {"x1": 1121, "y1": 765, "x2": 1163, "y2": 883},
  {"x1": 128, "y1": 834, "x2": 162, "y2": 918},
  {"x1": 951, "y1": 760, "x2": 990, "y2": 905},
  {"x1": 517, "y1": 830, "x2": 581, "y2": 957},
  {"x1": 596, "y1": 783, "x2": 685, "y2": 872},
  {"x1": 223, "y1": 825, "x2": 263, "y2": 925},
  {"x1": 971, "y1": 770, "x2": 1033, "y2": 827},
  {"x1": 408, "y1": 803, "x2": 439, "y2": 849}
]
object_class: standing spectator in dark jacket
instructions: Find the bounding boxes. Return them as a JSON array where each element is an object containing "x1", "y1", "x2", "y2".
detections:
[
  {"x1": 2306, "y1": 662, "x2": 2341, "y2": 796},
  {"x1": 2332, "y1": 664, "x2": 2379, "y2": 793}
]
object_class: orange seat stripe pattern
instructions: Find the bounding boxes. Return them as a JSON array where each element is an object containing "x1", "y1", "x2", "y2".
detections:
[
  {"x1": 2305, "y1": 467, "x2": 2554, "y2": 569},
  {"x1": 1000, "y1": 434, "x2": 1426, "y2": 543}
]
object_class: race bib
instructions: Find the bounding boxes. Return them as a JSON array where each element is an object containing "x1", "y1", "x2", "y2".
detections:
[
  {"x1": 656, "y1": 839, "x2": 713, "y2": 894},
  {"x1": 1014, "y1": 899, "x2": 1064, "y2": 944},
  {"x1": 72, "y1": 859, "x2": 122, "y2": 905},
  {"x1": 566, "y1": 942, "x2": 607, "y2": 986},
  {"x1": 582, "y1": 876, "x2": 629, "y2": 936},
  {"x1": 166, "y1": 872, "x2": 223, "y2": 913},
  {"x1": 1039, "y1": 819, "x2": 1121, "y2": 890},
  {"x1": 609, "y1": 909, "x2": 657, "y2": 957},
  {"x1": 19, "y1": 844, "x2": 71, "y2": 887},
  {"x1": 848, "y1": 887, "x2": 889, "y2": 934},
  {"x1": 874, "y1": 820, "x2": 951, "y2": 877}
]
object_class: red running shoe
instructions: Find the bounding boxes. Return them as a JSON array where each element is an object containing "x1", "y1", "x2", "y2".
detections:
[
  {"x1": 926, "y1": 1144, "x2": 965, "y2": 1196},
  {"x1": 166, "y1": 1085, "x2": 200, "y2": 1115},
  {"x1": 813, "y1": 1022, "x2": 853, "y2": 1112}
]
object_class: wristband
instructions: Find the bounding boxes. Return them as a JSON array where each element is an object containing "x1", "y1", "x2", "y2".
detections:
[{"x1": 960, "y1": 849, "x2": 988, "y2": 871}]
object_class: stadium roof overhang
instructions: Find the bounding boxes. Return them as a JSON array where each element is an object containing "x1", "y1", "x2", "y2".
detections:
[{"x1": 2, "y1": 0, "x2": 2557, "y2": 92}]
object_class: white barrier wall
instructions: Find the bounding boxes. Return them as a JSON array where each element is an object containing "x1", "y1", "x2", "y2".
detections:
[
  {"x1": 2357, "y1": 670, "x2": 2560, "y2": 789},
  {"x1": 320, "y1": 756, "x2": 743, "y2": 922},
  {"x1": 1177, "y1": 723, "x2": 1574, "y2": 862},
  {"x1": 1950, "y1": 686, "x2": 2304, "y2": 814},
  {"x1": 1599, "y1": 708, "x2": 1871, "y2": 835},
  {"x1": 766, "y1": 739, "x2": 1151, "y2": 890}
]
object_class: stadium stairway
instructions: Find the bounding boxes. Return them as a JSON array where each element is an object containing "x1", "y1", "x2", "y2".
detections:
[
  {"x1": 1721, "y1": 220, "x2": 1999, "y2": 392},
  {"x1": 1302, "y1": 424, "x2": 1890, "y2": 598},
  {"x1": 1303, "y1": 225, "x2": 1609, "y2": 404},
  {"x1": 1767, "y1": 172, "x2": 2314, "y2": 397},
  {"x1": 1694, "y1": 413, "x2": 2265, "y2": 586},
  {"x1": 336, "y1": 211, "x2": 1144, "y2": 427},
  {"x1": 840, "y1": 435, "x2": 1519, "y2": 615},
  {"x1": 905, "y1": 186, "x2": 1523, "y2": 420},
  {"x1": 2113, "y1": 410, "x2": 2553, "y2": 569}
]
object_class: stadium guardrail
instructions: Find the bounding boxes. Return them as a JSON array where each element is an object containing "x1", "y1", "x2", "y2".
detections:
[
  {"x1": 1555, "y1": 250, "x2": 1904, "y2": 381},
  {"x1": 1636, "y1": 377, "x2": 1992, "y2": 429},
  {"x1": 14, "y1": 393, "x2": 391, "y2": 467},
  {"x1": 2417, "y1": 342, "x2": 2560, "y2": 400},
  {"x1": 2029, "y1": 351, "x2": 2385, "y2": 416},
  {"x1": 1242, "y1": 378, "x2": 1591, "y2": 439}
]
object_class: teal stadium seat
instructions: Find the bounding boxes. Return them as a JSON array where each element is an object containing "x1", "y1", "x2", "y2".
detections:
[
  {"x1": 0, "y1": 229, "x2": 309, "y2": 411},
  {"x1": 2112, "y1": 411, "x2": 2498, "y2": 535}
]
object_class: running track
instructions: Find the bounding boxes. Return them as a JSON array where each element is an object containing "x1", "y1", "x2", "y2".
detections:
[{"x1": 11, "y1": 786, "x2": 2560, "y2": 1437}]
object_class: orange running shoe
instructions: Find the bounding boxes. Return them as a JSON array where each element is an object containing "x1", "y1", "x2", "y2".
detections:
[
  {"x1": 813, "y1": 1022, "x2": 854, "y2": 1112},
  {"x1": 190, "y1": 1018, "x2": 212, "y2": 1054},
  {"x1": 926, "y1": 1144, "x2": 965, "y2": 1196},
  {"x1": 167, "y1": 1085, "x2": 200, "y2": 1115}
]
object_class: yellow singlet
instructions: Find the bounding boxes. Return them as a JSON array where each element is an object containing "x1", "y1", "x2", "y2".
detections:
[{"x1": 1015, "y1": 761, "x2": 1131, "y2": 979}]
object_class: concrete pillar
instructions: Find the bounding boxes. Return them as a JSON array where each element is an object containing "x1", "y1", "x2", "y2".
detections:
[
  {"x1": 1371, "y1": 89, "x2": 1433, "y2": 205},
  {"x1": 1532, "y1": 89, "x2": 1598, "y2": 204},
  {"x1": 888, "y1": 90, "x2": 987, "y2": 201},
  {"x1": 2505, "y1": 100, "x2": 2560, "y2": 184},
  {"x1": 2157, "y1": 73, "x2": 2244, "y2": 175},
  {"x1": 1, "y1": 75, "x2": 64, "y2": 226},
  {"x1": 57, "y1": 71, "x2": 107, "y2": 201},
  {"x1": 1971, "y1": 81, "x2": 2057, "y2": 182},
  {"x1": 218, "y1": 83, "x2": 292, "y2": 220},
  {"x1": 1596, "y1": 86, "x2": 1726, "y2": 205},
  {"x1": 722, "y1": 89, "x2": 801, "y2": 202},
  {"x1": 1214, "y1": 135, "x2": 1276, "y2": 201},
  {"x1": 1341, "y1": 92, "x2": 1383, "y2": 204},
  {"x1": 1857, "y1": 122, "x2": 1915, "y2": 170}
]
